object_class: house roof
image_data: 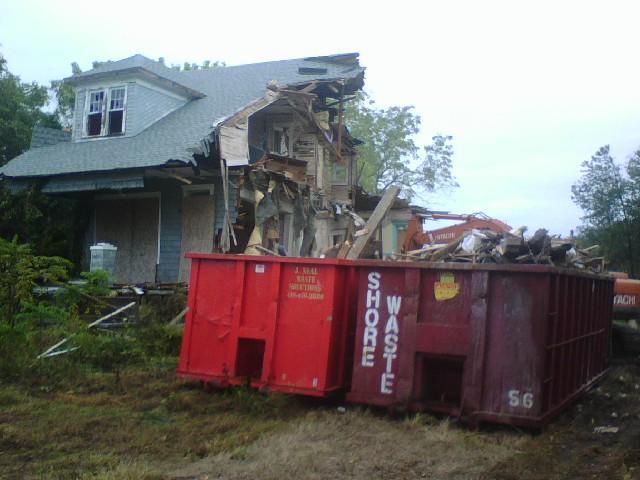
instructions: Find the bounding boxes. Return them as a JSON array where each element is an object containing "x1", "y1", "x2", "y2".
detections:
[
  {"x1": 1, "y1": 53, "x2": 365, "y2": 179},
  {"x1": 64, "y1": 54, "x2": 207, "y2": 99},
  {"x1": 30, "y1": 125, "x2": 71, "y2": 149}
]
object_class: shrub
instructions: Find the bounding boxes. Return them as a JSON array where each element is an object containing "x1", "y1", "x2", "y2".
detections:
[{"x1": 0, "y1": 235, "x2": 72, "y2": 325}]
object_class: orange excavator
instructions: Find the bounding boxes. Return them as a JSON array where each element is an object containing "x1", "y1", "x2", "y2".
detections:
[
  {"x1": 611, "y1": 272, "x2": 640, "y2": 319},
  {"x1": 610, "y1": 272, "x2": 640, "y2": 356},
  {"x1": 402, "y1": 211, "x2": 512, "y2": 252}
]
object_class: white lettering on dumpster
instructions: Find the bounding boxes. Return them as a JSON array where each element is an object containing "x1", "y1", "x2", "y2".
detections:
[
  {"x1": 508, "y1": 389, "x2": 534, "y2": 409},
  {"x1": 361, "y1": 272, "x2": 381, "y2": 367},
  {"x1": 360, "y1": 272, "x2": 403, "y2": 395},
  {"x1": 381, "y1": 295, "x2": 402, "y2": 394}
]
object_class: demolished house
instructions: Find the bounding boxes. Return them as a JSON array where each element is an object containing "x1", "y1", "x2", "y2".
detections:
[{"x1": 0, "y1": 53, "x2": 365, "y2": 284}]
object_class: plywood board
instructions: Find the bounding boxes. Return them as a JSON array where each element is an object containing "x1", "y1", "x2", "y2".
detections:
[
  {"x1": 95, "y1": 197, "x2": 159, "y2": 284},
  {"x1": 179, "y1": 193, "x2": 215, "y2": 283}
]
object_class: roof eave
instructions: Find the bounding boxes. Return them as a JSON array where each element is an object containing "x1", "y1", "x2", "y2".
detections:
[
  {"x1": 286, "y1": 70, "x2": 365, "y2": 97},
  {"x1": 64, "y1": 67, "x2": 206, "y2": 99}
]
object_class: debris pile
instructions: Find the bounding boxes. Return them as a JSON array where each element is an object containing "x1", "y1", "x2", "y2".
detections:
[{"x1": 398, "y1": 227, "x2": 605, "y2": 272}]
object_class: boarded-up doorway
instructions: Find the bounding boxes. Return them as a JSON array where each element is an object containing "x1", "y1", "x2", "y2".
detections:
[
  {"x1": 95, "y1": 196, "x2": 159, "y2": 284},
  {"x1": 179, "y1": 188, "x2": 215, "y2": 283}
]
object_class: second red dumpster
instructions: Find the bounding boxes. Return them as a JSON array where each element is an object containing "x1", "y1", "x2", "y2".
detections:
[
  {"x1": 347, "y1": 261, "x2": 613, "y2": 427},
  {"x1": 177, "y1": 254, "x2": 355, "y2": 397}
]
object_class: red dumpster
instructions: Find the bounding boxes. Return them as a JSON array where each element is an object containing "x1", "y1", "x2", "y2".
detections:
[
  {"x1": 347, "y1": 261, "x2": 614, "y2": 427},
  {"x1": 177, "y1": 254, "x2": 356, "y2": 397}
]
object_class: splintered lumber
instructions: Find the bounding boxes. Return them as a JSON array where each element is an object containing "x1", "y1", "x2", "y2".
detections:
[
  {"x1": 344, "y1": 186, "x2": 401, "y2": 260},
  {"x1": 393, "y1": 224, "x2": 605, "y2": 273},
  {"x1": 337, "y1": 240, "x2": 352, "y2": 259},
  {"x1": 429, "y1": 234, "x2": 466, "y2": 261},
  {"x1": 496, "y1": 235, "x2": 525, "y2": 257}
]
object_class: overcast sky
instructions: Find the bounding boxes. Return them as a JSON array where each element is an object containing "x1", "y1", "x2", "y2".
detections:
[{"x1": 2, "y1": 0, "x2": 640, "y2": 235}]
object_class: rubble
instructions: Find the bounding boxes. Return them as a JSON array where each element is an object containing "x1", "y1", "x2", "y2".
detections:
[{"x1": 395, "y1": 227, "x2": 606, "y2": 272}]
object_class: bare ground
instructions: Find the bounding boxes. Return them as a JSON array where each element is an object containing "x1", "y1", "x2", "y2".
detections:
[
  {"x1": 1, "y1": 362, "x2": 639, "y2": 480},
  {"x1": 170, "y1": 411, "x2": 523, "y2": 480}
]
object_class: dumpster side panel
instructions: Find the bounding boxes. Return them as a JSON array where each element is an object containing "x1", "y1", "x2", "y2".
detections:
[
  {"x1": 475, "y1": 272, "x2": 548, "y2": 421},
  {"x1": 347, "y1": 262, "x2": 613, "y2": 427},
  {"x1": 240, "y1": 260, "x2": 277, "y2": 332},
  {"x1": 415, "y1": 269, "x2": 472, "y2": 356},
  {"x1": 541, "y1": 274, "x2": 613, "y2": 420},
  {"x1": 349, "y1": 266, "x2": 411, "y2": 406},
  {"x1": 178, "y1": 259, "x2": 239, "y2": 378},
  {"x1": 418, "y1": 270, "x2": 471, "y2": 326},
  {"x1": 178, "y1": 254, "x2": 357, "y2": 397},
  {"x1": 269, "y1": 264, "x2": 336, "y2": 392},
  {"x1": 323, "y1": 264, "x2": 356, "y2": 391}
]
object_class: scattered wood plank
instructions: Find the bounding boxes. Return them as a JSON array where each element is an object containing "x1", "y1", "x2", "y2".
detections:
[
  {"x1": 344, "y1": 186, "x2": 401, "y2": 260},
  {"x1": 37, "y1": 302, "x2": 137, "y2": 359},
  {"x1": 87, "y1": 302, "x2": 136, "y2": 328},
  {"x1": 169, "y1": 307, "x2": 189, "y2": 326},
  {"x1": 429, "y1": 234, "x2": 466, "y2": 261},
  {"x1": 255, "y1": 245, "x2": 281, "y2": 256}
]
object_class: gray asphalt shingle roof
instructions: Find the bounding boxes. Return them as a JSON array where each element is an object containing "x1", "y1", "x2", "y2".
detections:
[
  {"x1": 30, "y1": 126, "x2": 71, "y2": 149},
  {"x1": 1, "y1": 54, "x2": 364, "y2": 179},
  {"x1": 65, "y1": 54, "x2": 207, "y2": 99}
]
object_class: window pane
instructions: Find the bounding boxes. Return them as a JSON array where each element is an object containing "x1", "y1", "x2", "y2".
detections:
[
  {"x1": 109, "y1": 88, "x2": 125, "y2": 110},
  {"x1": 108, "y1": 110, "x2": 123, "y2": 135},
  {"x1": 89, "y1": 90, "x2": 104, "y2": 113},
  {"x1": 87, "y1": 113, "x2": 102, "y2": 135}
]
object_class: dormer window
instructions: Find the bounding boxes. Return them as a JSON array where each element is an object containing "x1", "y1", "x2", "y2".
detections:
[
  {"x1": 87, "y1": 91, "x2": 105, "y2": 136},
  {"x1": 85, "y1": 86, "x2": 127, "y2": 137},
  {"x1": 108, "y1": 88, "x2": 125, "y2": 135}
]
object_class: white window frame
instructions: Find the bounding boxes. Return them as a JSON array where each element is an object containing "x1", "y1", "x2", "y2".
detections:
[{"x1": 83, "y1": 85, "x2": 128, "y2": 137}]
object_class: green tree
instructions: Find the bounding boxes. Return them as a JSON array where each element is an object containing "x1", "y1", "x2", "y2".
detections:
[
  {"x1": 345, "y1": 93, "x2": 457, "y2": 199},
  {"x1": 572, "y1": 145, "x2": 640, "y2": 275},
  {"x1": 46, "y1": 61, "x2": 81, "y2": 128},
  {"x1": 0, "y1": 52, "x2": 60, "y2": 166},
  {"x1": 0, "y1": 53, "x2": 82, "y2": 260}
]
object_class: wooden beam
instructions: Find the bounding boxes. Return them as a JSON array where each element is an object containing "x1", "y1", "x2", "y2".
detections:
[
  {"x1": 345, "y1": 186, "x2": 401, "y2": 260},
  {"x1": 157, "y1": 169, "x2": 193, "y2": 185},
  {"x1": 324, "y1": 96, "x2": 357, "y2": 108},
  {"x1": 336, "y1": 81, "x2": 345, "y2": 161},
  {"x1": 279, "y1": 88, "x2": 317, "y2": 98},
  {"x1": 300, "y1": 81, "x2": 318, "y2": 93}
]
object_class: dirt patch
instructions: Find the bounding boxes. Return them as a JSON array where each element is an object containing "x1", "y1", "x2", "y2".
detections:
[
  {"x1": 170, "y1": 411, "x2": 523, "y2": 480},
  {"x1": 486, "y1": 362, "x2": 640, "y2": 480}
]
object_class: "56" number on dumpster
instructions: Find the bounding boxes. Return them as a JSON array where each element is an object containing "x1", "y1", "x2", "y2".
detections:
[{"x1": 508, "y1": 389, "x2": 534, "y2": 409}]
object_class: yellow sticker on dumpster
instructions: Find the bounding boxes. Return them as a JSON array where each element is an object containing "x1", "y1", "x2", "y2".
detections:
[{"x1": 434, "y1": 272, "x2": 459, "y2": 301}]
